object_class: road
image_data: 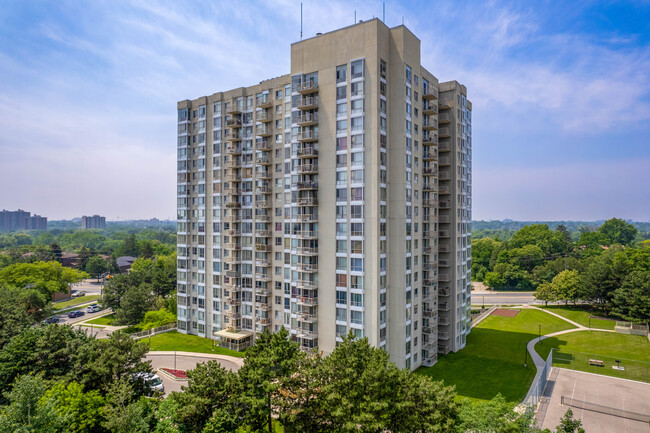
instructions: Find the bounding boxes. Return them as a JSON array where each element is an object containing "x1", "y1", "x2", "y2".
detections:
[
  {"x1": 145, "y1": 352, "x2": 243, "y2": 395},
  {"x1": 471, "y1": 290, "x2": 537, "y2": 306}
]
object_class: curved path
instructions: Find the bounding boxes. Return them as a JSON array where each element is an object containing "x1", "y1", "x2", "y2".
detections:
[
  {"x1": 145, "y1": 351, "x2": 244, "y2": 395},
  {"x1": 521, "y1": 306, "x2": 613, "y2": 403}
]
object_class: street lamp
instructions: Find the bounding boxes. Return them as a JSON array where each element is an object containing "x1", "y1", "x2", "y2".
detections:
[{"x1": 538, "y1": 324, "x2": 542, "y2": 342}]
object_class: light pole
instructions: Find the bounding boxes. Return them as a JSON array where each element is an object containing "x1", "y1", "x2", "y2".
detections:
[{"x1": 538, "y1": 324, "x2": 542, "y2": 342}]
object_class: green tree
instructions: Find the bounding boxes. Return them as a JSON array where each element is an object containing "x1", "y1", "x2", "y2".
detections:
[
  {"x1": 611, "y1": 270, "x2": 650, "y2": 323},
  {"x1": 509, "y1": 244, "x2": 545, "y2": 272},
  {"x1": 0, "y1": 285, "x2": 50, "y2": 347},
  {"x1": 50, "y1": 243, "x2": 63, "y2": 263},
  {"x1": 85, "y1": 256, "x2": 108, "y2": 280},
  {"x1": 534, "y1": 282, "x2": 556, "y2": 307},
  {"x1": 0, "y1": 373, "x2": 47, "y2": 431},
  {"x1": 102, "y1": 379, "x2": 154, "y2": 433},
  {"x1": 34, "y1": 232, "x2": 55, "y2": 246},
  {"x1": 456, "y1": 394, "x2": 531, "y2": 433},
  {"x1": 0, "y1": 261, "x2": 88, "y2": 297},
  {"x1": 37, "y1": 381, "x2": 106, "y2": 433},
  {"x1": 598, "y1": 217, "x2": 638, "y2": 246},
  {"x1": 114, "y1": 283, "x2": 153, "y2": 325},
  {"x1": 555, "y1": 408, "x2": 584, "y2": 433},
  {"x1": 139, "y1": 308, "x2": 176, "y2": 330},
  {"x1": 14, "y1": 233, "x2": 33, "y2": 246},
  {"x1": 551, "y1": 270, "x2": 581, "y2": 305},
  {"x1": 73, "y1": 331, "x2": 151, "y2": 393},
  {"x1": 120, "y1": 234, "x2": 138, "y2": 257},
  {"x1": 510, "y1": 224, "x2": 556, "y2": 255}
]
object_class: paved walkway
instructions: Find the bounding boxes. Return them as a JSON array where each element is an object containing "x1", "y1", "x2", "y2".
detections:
[{"x1": 520, "y1": 306, "x2": 614, "y2": 403}]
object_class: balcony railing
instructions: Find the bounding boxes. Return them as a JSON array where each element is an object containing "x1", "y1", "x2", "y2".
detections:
[{"x1": 297, "y1": 81, "x2": 319, "y2": 94}]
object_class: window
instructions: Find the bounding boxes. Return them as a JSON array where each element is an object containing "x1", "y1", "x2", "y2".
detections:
[
  {"x1": 336, "y1": 290, "x2": 347, "y2": 304},
  {"x1": 336, "y1": 65, "x2": 347, "y2": 83},
  {"x1": 336, "y1": 137, "x2": 348, "y2": 151},
  {"x1": 351, "y1": 134, "x2": 364, "y2": 149},
  {"x1": 336, "y1": 308, "x2": 347, "y2": 322},
  {"x1": 351, "y1": 81, "x2": 363, "y2": 96},
  {"x1": 380, "y1": 59, "x2": 387, "y2": 78},
  {"x1": 351, "y1": 293, "x2": 363, "y2": 307},
  {"x1": 336, "y1": 102, "x2": 347, "y2": 117},
  {"x1": 351, "y1": 60, "x2": 363, "y2": 79},
  {"x1": 336, "y1": 86, "x2": 346, "y2": 100},
  {"x1": 336, "y1": 257, "x2": 347, "y2": 270},
  {"x1": 350, "y1": 310, "x2": 363, "y2": 325},
  {"x1": 336, "y1": 120, "x2": 347, "y2": 133},
  {"x1": 351, "y1": 117, "x2": 363, "y2": 131},
  {"x1": 406, "y1": 65, "x2": 412, "y2": 84}
]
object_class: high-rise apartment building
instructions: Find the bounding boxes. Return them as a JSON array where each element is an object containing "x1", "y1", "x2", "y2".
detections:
[
  {"x1": 0, "y1": 209, "x2": 47, "y2": 232},
  {"x1": 82, "y1": 215, "x2": 106, "y2": 230},
  {"x1": 176, "y1": 19, "x2": 472, "y2": 370}
]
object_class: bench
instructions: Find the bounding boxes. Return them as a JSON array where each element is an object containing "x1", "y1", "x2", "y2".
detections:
[{"x1": 589, "y1": 359, "x2": 604, "y2": 367}]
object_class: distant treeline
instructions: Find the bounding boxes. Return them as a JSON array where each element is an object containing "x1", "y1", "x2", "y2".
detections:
[{"x1": 472, "y1": 219, "x2": 650, "y2": 241}]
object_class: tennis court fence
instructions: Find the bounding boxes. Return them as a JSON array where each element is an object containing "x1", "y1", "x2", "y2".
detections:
[
  {"x1": 552, "y1": 351, "x2": 649, "y2": 383},
  {"x1": 561, "y1": 396, "x2": 650, "y2": 423},
  {"x1": 523, "y1": 348, "x2": 553, "y2": 407}
]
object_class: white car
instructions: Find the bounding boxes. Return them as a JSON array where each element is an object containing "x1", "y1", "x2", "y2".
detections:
[
  {"x1": 132, "y1": 373, "x2": 164, "y2": 394},
  {"x1": 86, "y1": 304, "x2": 101, "y2": 313}
]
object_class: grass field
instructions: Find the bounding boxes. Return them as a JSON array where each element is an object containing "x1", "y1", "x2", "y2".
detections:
[
  {"x1": 53, "y1": 295, "x2": 100, "y2": 310},
  {"x1": 536, "y1": 330, "x2": 650, "y2": 382},
  {"x1": 85, "y1": 314, "x2": 115, "y2": 326},
  {"x1": 540, "y1": 305, "x2": 617, "y2": 330},
  {"x1": 416, "y1": 309, "x2": 577, "y2": 402},
  {"x1": 146, "y1": 331, "x2": 244, "y2": 358}
]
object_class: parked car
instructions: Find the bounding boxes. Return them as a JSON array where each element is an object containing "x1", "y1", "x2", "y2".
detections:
[
  {"x1": 86, "y1": 304, "x2": 102, "y2": 313},
  {"x1": 71, "y1": 290, "x2": 86, "y2": 298},
  {"x1": 42, "y1": 317, "x2": 60, "y2": 324},
  {"x1": 67, "y1": 310, "x2": 85, "y2": 318},
  {"x1": 132, "y1": 372, "x2": 164, "y2": 395}
]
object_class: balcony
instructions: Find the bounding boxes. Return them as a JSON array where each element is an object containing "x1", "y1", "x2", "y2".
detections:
[
  {"x1": 256, "y1": 124, "x2": 272, "y2": 137},
  {"x1": 223, "y1": 215, "x2": 240, "y2": 223},
  {"x1": 439, "y1": 230, "x2": 450, "y2": 238},
  {"x1": 297, "y1": 230, "x2": 317, "y2": 239},
  {"x1": 255, "y1": 260, "x2": 271, "y2": 267},
  {"x1": 252, "y1": 140, "x2": 271, "y2": 151},
  {"x1": 423, "y1": 151, "x2": 437, "y2": 161},
  {"x1": 297, "y1": 197, "x2": 318, "y2": 206},
  {"x1": 297, "y1": 312, "x2": 317, "y2": 322},
  {"x1": 423, "y1": 102, "x2": 438, "y2": 115},
  {"x1": 297, "y1": 145, "x2": 318, "y2": 158},
  {"x1": 296, "y1": 96, "x2": 318, "y2": 110},
  {"x1": 227, "y1": 101, "x2": 243, "y2": 114},
  {"x1": 256, "y1": 110, "x2": 271, "y2": 123},
  {"x1": 226, "y1": 131, "x2": 242, "y2": 142},
  {"x1": 298, "y1": 213, "x2": 318, "y2": 222},
  {"x1": 296, "y1": 296, "x2": 318, "y2": 307},
  {"x1": 224, "y1": 173, "x2": 241, "y2": 182},
  {"x1": 423, "y1": 134, "x2": 438, "y2": 146},
  {"x1": 224, "y1": 242, "x2": 241, "y2": 250},
  {"x1": 423, "y1": 88, "x2": 438, "y2": 100},
  {"x1": 256, "y1": 170, "x2": 271, "y2": 180},
  {"x1": 438, "y1": 331, "x2": 450, "y2": 340},
  {"x1": 256, "y1": 156, "x2": 272, "y2": 165},
  {"x1": 255, "y1": 215, "x2": 271, "y2": 222},
  {"x1": 423, "y1": 199, "x2": 437, "y2": 207},
  {"x1": 297, "y1": 163, "x2": 318, "y2": 174},
  {"x1": 438, "y1": 141, "x2": 451, "y2": 152},
  {"x1": 423, "y1": 183, "x2": 435, "y2": 192},
  {"x1": 438, "y1": 98, "x2": 452, "y2": 109},
  {"x1": 225, "y1": 188, "x2": 242, "y2": 196},
  {"x1": 297, "y1": 181, "x2": 318, "y2": 190},
  {"x1": 226, "y1": 118, "x2": 242, "y2": 128},
  {"x1": 255, "y1": 244, "x2": 271, "y2": 252},
  {"x1": 225, "y1": 145, "x2": 241, "y2": 155},
  {"x1": 225, "y1": 228, "x2": 241, "y2": 236},
  {"x1": 225, "y1": 202, "x2": 241, "y2": 209},
  {"x1": 255, "y1": 200, "x2": 271, "y2": 209},
  {"x1": 423, "y1": 118, "x2": 438, "y2": 131},
  {"x1": 439, "y1": 287, "x2": 451, "y2": 296},
  {"x1": 438, "y1": 127, "x2": 451, "y2": 138},
  {"x1": 224, "y1": 158, "x2": 241, "y2": 169},
  {"x1": 225, "y1": 270, "x2": 241, "y2": 278},
  {"x1": 297, "y1": 81, "x2": 319, "y2": 94},
  {"x1": 296, "y1": 263, "x2": 318, "y2": 272},
  {"x1": 423, "y1": 167, "x2": 437, "y2": 177},
  {"x1": 256, "y1": 185, "x2": 272, "y2": 194},
  {"x1": 255, "y1": 229, "x2": 271, "y2": 237},
  {"x1": 256, "y1": 317, "x2": 271, "y2": 325},
  {"x1": 297, "y1": 279, "x2": 317, "y2": 289},
  {"x1": 256, "y1": 95, "x2": 272, "y2": 108},
  {"x1": 297, "y1": 329, "x2": 318, "y2": 340},
  {"x1": 296, "y1": 112, "x2": 319, "y2": 126},
  {"x1": 297, "y1": 129, "x2": 318, "y2": 142},
  {"x1": 439, "y1": 302, "x2": 450, "y2": 311},
  {"x1": 438, "y1": 112, "x2": 452, "y2": 124},
  {"x1": 439, "y1": 200, "x2": 451, "y2": 209},
  {"x1": 296, "y1": 246, "x2": 318, "y2": 256}
]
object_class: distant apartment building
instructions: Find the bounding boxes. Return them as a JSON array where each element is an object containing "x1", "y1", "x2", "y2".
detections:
[
  {"x1": 0, "y1": 209, "x2": 47, "y2": 232},
  {"x1": 176, "y1": 19, "x2": 472, "y2": 370},
  {"x1": 82, "y1": 215, "x2": 106, "y2": 230}
]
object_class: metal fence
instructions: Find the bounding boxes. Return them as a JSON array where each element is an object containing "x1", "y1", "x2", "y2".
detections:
[
  {"x1": 561, "y1": 396, "x2": 650, "y2": 423},
  {"x1": 523, "y1": 348, "x2": 553, "y2": 407},
  {"x1": 131, "y1": 323, "x2": 177, "y2": 340},
  {"x1": 553, "y1": 351, "x2": 649, "y2": 383}
]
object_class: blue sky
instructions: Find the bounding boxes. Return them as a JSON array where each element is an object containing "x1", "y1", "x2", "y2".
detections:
[{"x1": 0, "y1": 0, "x2": 648, "y2": 221}]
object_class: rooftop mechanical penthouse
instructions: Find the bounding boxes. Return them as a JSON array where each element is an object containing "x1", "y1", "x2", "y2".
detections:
[{"x1": 177, "y1": 18, "x2": 472, "y2": 370}]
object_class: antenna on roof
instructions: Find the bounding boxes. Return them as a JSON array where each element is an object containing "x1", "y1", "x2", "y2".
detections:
[
  {"x1": 300, "y1": 2, "x2": 303, "y2": 40},
  {"x1": 354, "y1": 10, "x2": 356, "y2": 24},
  {"x1": 402, "y1": 16, "x2": 404, "y2": 25},
  {"x1": 383, "y1": 2, "x2": 385, "y2": 22}
]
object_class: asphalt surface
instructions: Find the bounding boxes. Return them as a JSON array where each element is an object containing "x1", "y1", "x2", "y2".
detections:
[
  {"x1": 471, "y1": 290, "x2": 537, "y2": 306},
  {"x1": 145, "y1": 352, "x2": 242, "y2": 395}
]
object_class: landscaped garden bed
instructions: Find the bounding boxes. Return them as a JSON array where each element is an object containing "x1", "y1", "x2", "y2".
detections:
[{"x1": 159, "y1": 368, "x2": 188, "y2": 380}]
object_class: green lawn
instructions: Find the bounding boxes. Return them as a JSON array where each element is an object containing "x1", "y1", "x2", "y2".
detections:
[
  {"x1": 145, "y1": 331, "x2": 244, "y2": 358},
  {"x1": 540, "y1": 305, "x2": 617, "y2": 330},
  {"x1": 85, "y1": 314, "x2": 115, "y2": 326},
  {"x1": 536, "y1": 330, "x2": 650, "y2": 382},
  {"x1": 416, "y1": 308, "x2": 577, "y2": 402},
  {"x1": 53, "y1": 295, "x2": 100, "y2": 310}
]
